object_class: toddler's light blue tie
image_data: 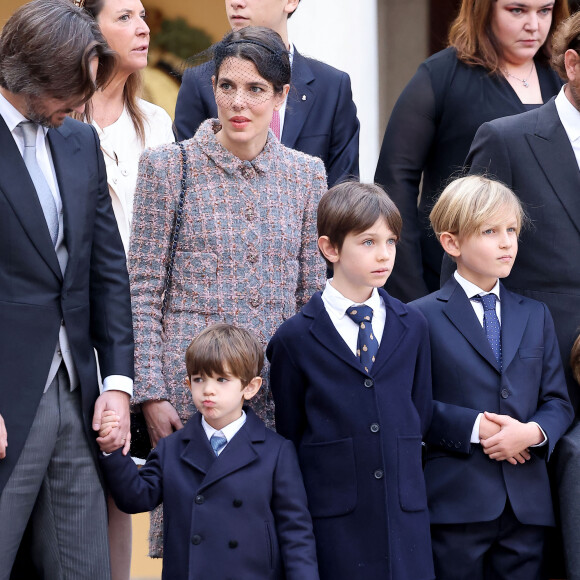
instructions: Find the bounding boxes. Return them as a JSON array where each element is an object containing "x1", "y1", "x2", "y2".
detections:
[{"x1": 210, "y1": 432, "x2": 228, "y2": 457}]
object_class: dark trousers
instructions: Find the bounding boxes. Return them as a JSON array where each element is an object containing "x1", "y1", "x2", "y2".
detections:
[{"x1": 431, "y1": 500, "x2": 546, "y2": 580}]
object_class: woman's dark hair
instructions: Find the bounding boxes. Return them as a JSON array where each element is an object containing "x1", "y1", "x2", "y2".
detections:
[
  {"x1": 0, "y1": 0, "x2": 115, "y2": 101},
  {"x1": 213, "y1": 26, "x2": 291, "y2": 94},
  {"x1": 448, "y1": 0, "x2": 569, "y2": 74},
  {"x1": 81, "y1": 0, "x2": 147, "y2": 144}
]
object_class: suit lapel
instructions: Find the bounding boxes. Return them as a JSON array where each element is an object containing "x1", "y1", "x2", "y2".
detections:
[
  {"x1": 180, "y1": 416, "x2": 215, "y2": 476},
  {"x1": 198, "y1": 412, "x2": 264, "y2": 490},
  {"x1": 0, "y1": 115, "x2": 61, "y2": 279},
  {"x1": 48, "y1": 123, "x2": 84, "y2": 284},
  {"x1": 526, "y1": 99, "x2": 580, "y2": 237},
  {"x1": 440, "y1": 278, "x2": 500, "y2": 373},
  {"x1": 371, "y1": 289, "x2": 410, "y2": 376},
  {"x1": 282, "y1": 50, "x2": 315, "y2": 149},
  {"x1": 499, "y1": 285, "x2": 528, "y2": 371},
  {"x1": 305, "y1": 293, "x2": 368, "y2": 374}
]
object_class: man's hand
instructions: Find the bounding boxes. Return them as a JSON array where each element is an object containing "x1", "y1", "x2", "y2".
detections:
[
  {"x1": 142, "y1": 400, "x2": 184, "y2": 448},
  {"x1": 93, "y1": 391, "x2": 130, "y2": 455},
  {"x1": 0, "y1": 413, "x2": 6, "y2": 459},
  {"x1": 480, "y1": 411, "x2": 541, "y2": 465}
]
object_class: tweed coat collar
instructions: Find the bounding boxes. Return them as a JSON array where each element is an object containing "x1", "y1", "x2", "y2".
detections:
[{"x1": 194, "y1": 118, "x2": 281, "y2": 177}]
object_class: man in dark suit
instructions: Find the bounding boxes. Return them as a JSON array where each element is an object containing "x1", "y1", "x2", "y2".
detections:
[
  {"x1": 465, "y1": 13, "x2": 580, "y2": 577},
  {"x1": 0, "y1": 1, "x2": 134, "y2": 578},
  {"x1": 174, "y1": 0, "x2": 359, "y2": 187}
]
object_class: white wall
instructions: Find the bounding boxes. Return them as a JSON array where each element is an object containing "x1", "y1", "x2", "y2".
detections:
[{"x1": 289, "y1": 0, "x2": 379, "y2": 182}]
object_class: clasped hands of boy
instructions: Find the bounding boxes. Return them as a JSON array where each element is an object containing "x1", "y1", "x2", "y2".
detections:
[{"x1": 478, "y1": 411, "x2": 544, "y2": 465}]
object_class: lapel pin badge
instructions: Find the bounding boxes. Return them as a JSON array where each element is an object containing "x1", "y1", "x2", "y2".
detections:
[{"x1": 302, "y1": 95, "x2": 307, "y2": 101}]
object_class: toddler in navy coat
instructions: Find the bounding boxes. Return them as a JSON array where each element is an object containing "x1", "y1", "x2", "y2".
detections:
[
  {"x1": 412, "y1": 176, "x2": 573, "y2": 580},
  {"x1": 267, "y1": 182, "x2": 434, "y2": 580},
  {"x1": 97, "y1": 324, "x2": 318, "y2": 580}
]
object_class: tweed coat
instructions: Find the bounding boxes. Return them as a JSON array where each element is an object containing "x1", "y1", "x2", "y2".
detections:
[
  {"x1": 100, "y1": 408, "x2": 319, "y2": 580},
  {"x1": 130, "y1": 119, "x2": 326, "y2": 425}
]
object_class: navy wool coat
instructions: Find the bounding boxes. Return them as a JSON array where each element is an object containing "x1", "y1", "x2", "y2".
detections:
[
  {"x1": 100, "y1": 408, "x2": 319, "y2": 580},
  {"x1": 267, "y1": 289, "x2": 435, "y2": 580}
]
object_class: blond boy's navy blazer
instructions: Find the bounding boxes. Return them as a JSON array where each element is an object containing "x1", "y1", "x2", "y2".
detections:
[
  {"x1": 267, "y1": 288, "x2": 435, "y2": 580},
  {"x1": 412, "y1": 277, "x2": 573, "y2": 525},
  {"x1": 100, "y1": 407, "x2": 318, "y2": 580}
]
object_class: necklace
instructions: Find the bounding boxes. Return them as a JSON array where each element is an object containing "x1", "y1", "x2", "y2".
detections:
[{"x1": 503, "y1": 61, "x2": 535, "y2": 88}]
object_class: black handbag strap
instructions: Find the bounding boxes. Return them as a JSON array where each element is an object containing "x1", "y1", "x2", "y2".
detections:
[{"x1": 161, "y1": 141, "x2": 188, "y2": 323}]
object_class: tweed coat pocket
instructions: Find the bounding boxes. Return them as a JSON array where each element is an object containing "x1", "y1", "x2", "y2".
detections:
[{"x1": 171, "y1": 251, "x2": 218, "y2": 315}]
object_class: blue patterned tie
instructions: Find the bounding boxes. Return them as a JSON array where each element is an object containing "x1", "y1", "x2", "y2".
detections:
[
  {"x1": 16, "y1": 121, "x2": 59, "y2": 246},
  {"x1": 346, "y1": 305, "x2": 378, "y2": 373},
  {"x1": 210, "y1": 432, "x2": 228, "y2": 457},
  {"x1": 472, "y1": 294, "x2": 502, "y2": 369}
]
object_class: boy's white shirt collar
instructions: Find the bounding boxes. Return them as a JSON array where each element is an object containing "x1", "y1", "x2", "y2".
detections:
[
  {"x1": 322, "y1": 279, "x2": 382, "y2": 318},
  {"x1": 202, "y1": 409, "x2": 247, "y2": 443},
  {"x1": 454, "y1": 271, "x2": 501, "y2": 301}
]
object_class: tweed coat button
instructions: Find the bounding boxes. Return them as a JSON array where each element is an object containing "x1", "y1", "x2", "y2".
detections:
[
  {"x1": 370, "y1": 423, "x2": 380, "y2": 433},
  {"x1": 229, "y1": 540, "x2": 239, "y2": 549},
  {"x1": 364, "y1": 378, "x2": 374, "y2": 388},
  {"x1": 374, "y1": 469, "x2": 384, "y2": 480},
  {"x1": 247, "y1": 251, "x2": 259, "y2": 264},
  {"x1": 195, "y1": 495, "x2": 204, "y2": 505},
  {"x1": 233, "y1": 499, "x2": 243, "y2": 508},
  {"x1": 191, "y1": 534, "x2": 202, "y2": 545},
  {"x1": 249, "y1": 295, "x2": 262, "y2": 308},
  {"x1": 501, "y1": 388, "x2": 509, "y2": 399}
]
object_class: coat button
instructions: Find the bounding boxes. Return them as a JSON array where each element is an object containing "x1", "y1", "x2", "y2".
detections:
[
  {"x1": 370, "y1": 423, "x2": 380, "y2": 433},
  {"x1": 191, "y1": 535, "x2": 202, "y2": 545},
  {"x1": 233, "y1": 499, "x2": 243, "y2": 508},
  {"x1": 195, "y1": 495, "x2": 204, "y2": 505},
  {"x1": 373, "y1": 469, "x2": 384, "y2": 479},
  {"x1": 229, "y1": 540, "x2": 238, "y2": 549},
  {"x1": 501, "y1": 388, "x2": 509, "y2": 399},
  {"x1": 364, "y1": 378, "x2": 374, "y2": 388},
  {"x1": 249, "y1": 296, "x2": 262, "y2": 308}
]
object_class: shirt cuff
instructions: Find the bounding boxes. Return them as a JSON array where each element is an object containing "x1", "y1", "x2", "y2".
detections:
[
  {"x1": 529, "y1": 421, "x2": 547, "y2": 447},
  {"x1": 102, "y1": 375, "x2": 133, "y2": 397},
  {"x1": 471, "y1": 413, "x2": 483, "y2": 443}
]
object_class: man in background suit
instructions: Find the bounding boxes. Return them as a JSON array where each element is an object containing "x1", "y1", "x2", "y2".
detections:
[
  {"x1": 0, "y1": 1, "x2": 134, "y2": 578},
  {"x1": 466, "y1": 13, "x2": 580, "y2": 578},
  {"x1": 174, "y1": 0, "x2": 360, "y2": 188}
]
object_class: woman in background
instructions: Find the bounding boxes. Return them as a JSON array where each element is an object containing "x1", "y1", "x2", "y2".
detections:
[
  {"x1": 375, "y1": 0, "x2": 567, "y2": 303},
  {"x1": 80, "y1": 0, "x2": 174, "y2": 577}
]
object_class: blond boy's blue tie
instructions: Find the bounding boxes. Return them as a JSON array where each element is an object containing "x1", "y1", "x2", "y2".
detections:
[
  {"x1": 346, "y1": 305, "x2": 378, "y2": 373},
  {"x1": 472, "y1": 294, "x2": 502, "y2": 370}
]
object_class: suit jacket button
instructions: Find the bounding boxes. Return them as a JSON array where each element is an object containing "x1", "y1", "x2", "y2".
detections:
[
  {"x1": 229, "y1": 540, "x2": 238, "y2": 549},
  {"x1": 195, "y1": 495, "x2": 204, "y2": 505},
  {"x1": 373, "y1": 469, "x2": 384, "y2": 479},
  {"x1": 233, "y1": 499, "x2": 243, "y2": 507},
  {"x1": 501, "y1": 388, "x2": 509, "y2": 399},
  {"x1": 370, "y1": 423, "x2": 380, "y2": 433},
  {"x1": 364, "y1": 378, "x2": 374, "y2": 388},
  {"x1": 191, "y1": 534, "x2": 202, "y2": 545}
]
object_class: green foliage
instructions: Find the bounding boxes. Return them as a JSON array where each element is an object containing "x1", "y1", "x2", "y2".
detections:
[{"x1": 152, "y1": 17, "x2": 213, "y2": 60}]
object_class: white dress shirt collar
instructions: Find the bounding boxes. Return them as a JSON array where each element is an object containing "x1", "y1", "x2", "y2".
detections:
[
  {"x1": 202, "y1": 409, "x2": 247, "y2": 443},
  {"x1": 556, "y1": 85, "x2": 580, "y2": 144},
  {"x1": 322, "y1": 279, "x2": 382, "y2": 317},
  {"x1": 454, "y1": 271, "x2": 500, "y2": 301}
]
